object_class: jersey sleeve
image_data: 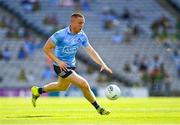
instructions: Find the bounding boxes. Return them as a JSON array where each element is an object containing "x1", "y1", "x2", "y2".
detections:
[
  {"x1": 50, "y1": 31, "x2": 63, "y2": 45},
  {"x1": 81, "y1": 33, "x2": 89, "y2": 47}
]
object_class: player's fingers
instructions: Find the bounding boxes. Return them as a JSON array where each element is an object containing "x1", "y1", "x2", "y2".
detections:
[
  {"x1": 108, "y1": 68, "x2": 113, "y2": 74},
  {"x1": 107, "y1": 67, "x2": 112, "y2": 73},
  {"x1": 100, "y1": 66, "x2": 104, "y2": 72},
  {"x1": 62, "y1": 65, "x2": 68, "y2": 71},
  {"x1": 59, "y1": 67, "x2": 62, "y2": 72}
]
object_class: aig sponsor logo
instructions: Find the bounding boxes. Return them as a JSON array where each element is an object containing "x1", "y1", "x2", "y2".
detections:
[{"x1": 63, "y1": 46, "x2": 78, "y2": 54}]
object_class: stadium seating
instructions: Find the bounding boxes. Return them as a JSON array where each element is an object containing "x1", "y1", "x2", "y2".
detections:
[{"x1": 0, "y1": 0, "x2": 179, "y2": 92}]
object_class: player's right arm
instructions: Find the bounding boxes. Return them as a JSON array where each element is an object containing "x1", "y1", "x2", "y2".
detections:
[{"x1": 43, "y1": 38, "x2": 68, "y2": 71}]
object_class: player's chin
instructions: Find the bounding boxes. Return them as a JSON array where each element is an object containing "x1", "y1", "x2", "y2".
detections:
[{"x1": 77, "y1": 29, "x2": 81, "y2": 33}]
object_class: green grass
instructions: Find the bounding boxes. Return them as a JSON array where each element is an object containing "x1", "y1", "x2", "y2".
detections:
[{"x1": 0, "y1": 97, "x2": 180, "y2": 125}]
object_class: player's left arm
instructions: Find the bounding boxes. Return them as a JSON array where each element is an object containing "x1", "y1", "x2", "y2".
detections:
[{"x1": 85, "y1": 44, "x2": 112, "y2": 74}]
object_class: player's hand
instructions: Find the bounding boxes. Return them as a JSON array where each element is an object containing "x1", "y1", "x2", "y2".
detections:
[
  {"x1": 100, "y1": 64, "x2": 112, "y2": 74},
  {"x1": 57, "y1": 60, "x2": 68, "y2": 71}
]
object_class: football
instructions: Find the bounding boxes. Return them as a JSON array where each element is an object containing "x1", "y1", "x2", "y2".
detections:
[{"x1": 105, "y1": 84, "x2": 121, "y2": 100}]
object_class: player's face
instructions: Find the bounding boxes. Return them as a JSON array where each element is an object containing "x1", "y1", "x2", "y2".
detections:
[{"x1": 71, "y1": 17, "x2": 85, "y2": 33}]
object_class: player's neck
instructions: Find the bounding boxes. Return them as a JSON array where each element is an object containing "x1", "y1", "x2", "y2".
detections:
[{"x1": 70, "y1": 25, "x2": 78, "y2": 34}]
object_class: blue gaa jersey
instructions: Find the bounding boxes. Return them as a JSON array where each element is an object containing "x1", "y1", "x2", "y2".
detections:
[{"x1": 50, "y1": 26, "x2": 89, "y2": 67}]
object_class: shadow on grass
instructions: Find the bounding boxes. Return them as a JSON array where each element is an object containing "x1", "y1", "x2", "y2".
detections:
[{"x1": 6, "y1": 115, "x2": 52, "y2": 118}]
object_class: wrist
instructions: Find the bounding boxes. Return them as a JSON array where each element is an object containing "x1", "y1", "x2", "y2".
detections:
[
  {"x1": 100, "y1": 62, "x2": 106, "y2": 66},
  {"x1": 56, "y1": 59, "x2": 62, "y2": 64}
]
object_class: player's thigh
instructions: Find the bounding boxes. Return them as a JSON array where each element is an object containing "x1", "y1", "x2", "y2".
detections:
[
  {"x1": 66, "y1": 71, "x2": 89, "y2": 89},
  {"x1": 57, "y1": 76, "x2": 71, "y2": 89}
]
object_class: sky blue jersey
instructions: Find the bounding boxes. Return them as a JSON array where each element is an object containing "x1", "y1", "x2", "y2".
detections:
[{"x1": 50, "y1": 26, "x2": 89, "y2": 67}]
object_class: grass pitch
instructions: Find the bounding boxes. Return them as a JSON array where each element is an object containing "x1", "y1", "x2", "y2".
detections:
[{"x1": 0, "y1": 97, "x2": 180, "y2": 125}]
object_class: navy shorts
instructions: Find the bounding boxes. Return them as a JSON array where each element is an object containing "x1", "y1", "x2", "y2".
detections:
[{"x1": 53, "y1": 65, "x2": 75, "y2": 78}]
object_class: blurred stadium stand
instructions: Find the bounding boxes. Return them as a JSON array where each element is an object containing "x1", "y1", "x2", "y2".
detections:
[{"x1": 0, "y1": 0, "x2": 179, "y2": 97}]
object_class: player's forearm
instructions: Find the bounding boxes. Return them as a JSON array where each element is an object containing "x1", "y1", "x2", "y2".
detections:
[
  {"x1": 88, "y1": 49, "x2": 105, "y2": 66},
  {"x1": 43, "y1": 49, "x2": 60, "y2": 64}
]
